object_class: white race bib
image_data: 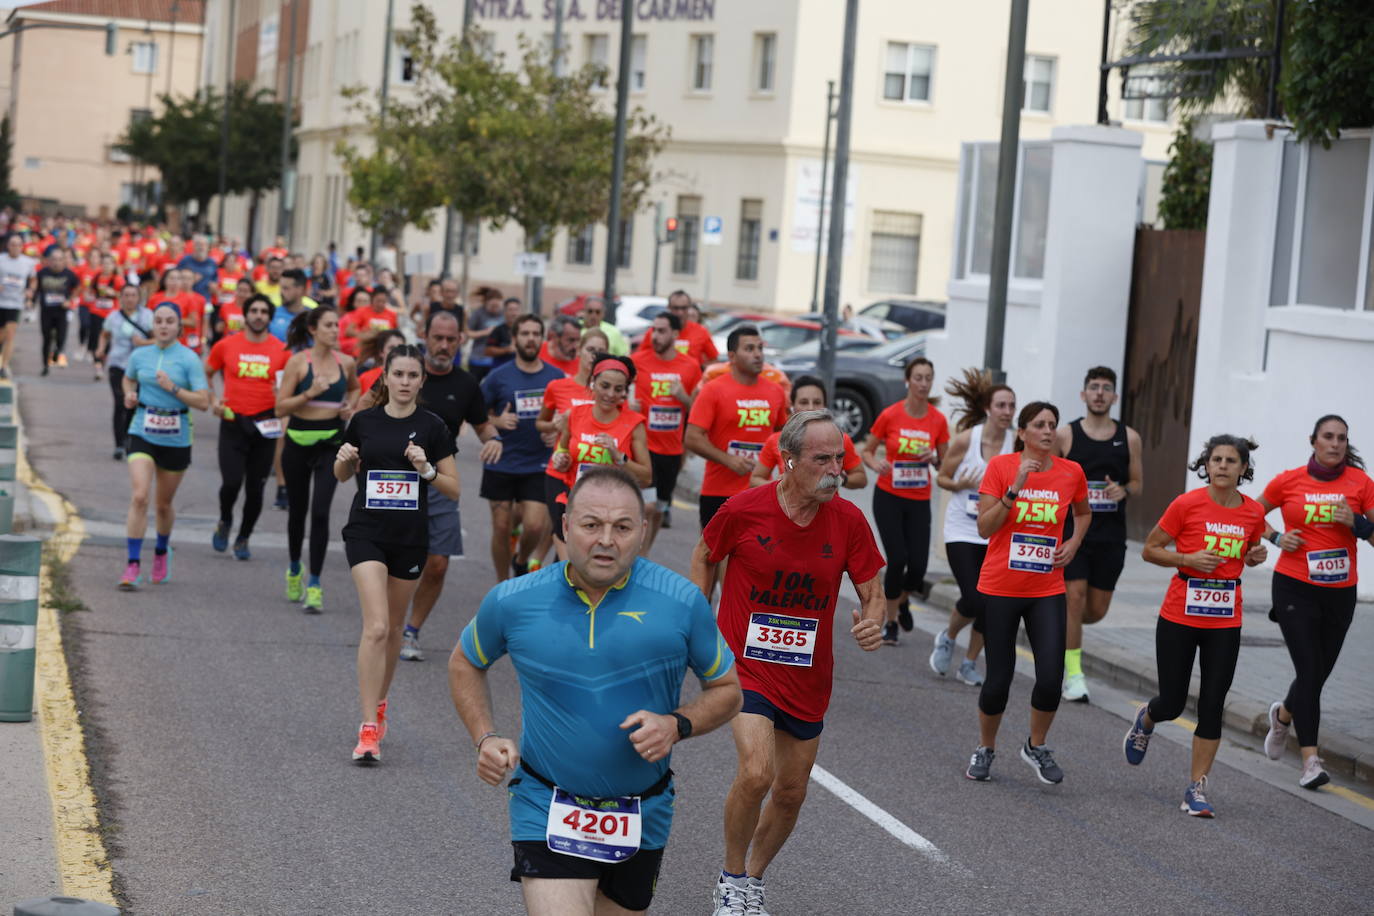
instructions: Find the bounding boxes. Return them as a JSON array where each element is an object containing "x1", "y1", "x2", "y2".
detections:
[
  {"x1": 575, "y1": 461, "x2": 605, "y2": 482},
  {"x1": 726, "y1": 440, "x2": 763, "y2": 461},
  {"x1": 744, "y1": 612, "x2": 818, "y2": 667},
  {"x1": 253, "y1": 418, "x2": 284, "y2": 439},
  {"x1": 648, "y1": 405, "x2": 682, "y2": 432},
  {"x1": 365, "y1": 469, "x2": 419, "y2": 510},
  {"x1": 514, "y1": 389, "x2": 545, "y2": 419},
  {"x1": 1185, "y1": 578, "x2": 1237, "y2": 618},
  {"x1": 1, "y1": 274, "x2": 22, "y2": 290},
  {"x1": 1088, "y1": 481, "x2": 1118, "y2": 513},
  {"x1": 44, "y1": 292, "x2": 65, "y2": 307},
  {"x1": 964, "y1": 491, "x2": 980, "y2": 518},
  {"x1": 546, "y1": 789, "x2": 641, "y2": 863},
  {"x1": 1009, "y1": 533, "x2": 1056, "y2": 574},
  {"x1": 892, "y1": 460, "x2": 930, "y2": 489},
  {"x1": 1306, "y1": 549, "x2": 1350, "y2": 584},
  {"x1": 141, "y1": 411, "x2": 182, "y2": 438}
]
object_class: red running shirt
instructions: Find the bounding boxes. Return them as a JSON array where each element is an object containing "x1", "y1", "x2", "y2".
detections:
[
  {"x1": 687, "y1": 375, "x2": 788, "y2": 497},
  {"x1": 558, "y1": 403, "x2": 645, "y2": 497},
  {"x1": 755, "y1": 430, "x2": 861, "y2": 479},
  {"x1": 1262, "y1": 465, "x2": 1374, "y2": 587},
  {"x1": 977, "y1": 454, "x2": 1089, "y2": 598},
  {"x1": 206, "y1": 332, "x2": 288, "y2": 416},
  {"x1": 704, "y1": 482, "x2": 884, "y2": 722},
  {"x1": 88, "y1": 272, "x2": 124, "y2": 319},
  {"x1": 1156, "y1": 487, "x2": 1267, "y2": 628},
  {"x1": 632, "y1": 349, "x2": 702, "y2": 456},
  {"x1": 538, "y1": 341, "x2": 580, "y2": 378},
  {"x1": 543, "y1": 377, "x2": 595, "y2": 479},
  {"x1": 636, "y1": 319, "x2": 719, "y2": 367},
  {"x1": 358, "y1": 365, "x2": 383, "y2": 394},
  {"x1": 869, "y1": 402, "x2": 950, "y2": 501}
]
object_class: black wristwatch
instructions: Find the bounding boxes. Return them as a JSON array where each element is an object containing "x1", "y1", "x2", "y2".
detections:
[
  {"x1": 671, "y1": 712, "x2": 693, "y2": 742},
  {"x1": 1004, "y1": 488, "x2": 1018, "y2": 503}
]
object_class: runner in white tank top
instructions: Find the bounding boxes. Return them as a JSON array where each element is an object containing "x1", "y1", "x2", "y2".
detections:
[{"x1": 933, "y1": 373, "x2": 1018, "y2": 685}]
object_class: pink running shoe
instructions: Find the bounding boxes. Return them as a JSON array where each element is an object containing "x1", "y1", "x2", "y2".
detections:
[
  {"x1": 118, "y1": 562, "x2": 142, "y2": 591},
  {"x1": 377, "y1": 698, "x2": 389, "y2": 741},
  {"x1": 151, "y1": 549, "x2": 172, "y2": 584}
]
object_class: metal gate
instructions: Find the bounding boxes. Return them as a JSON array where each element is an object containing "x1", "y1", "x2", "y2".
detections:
[{"x1": 1120, "y1": 228, "x2": 1206, "y2": 541}]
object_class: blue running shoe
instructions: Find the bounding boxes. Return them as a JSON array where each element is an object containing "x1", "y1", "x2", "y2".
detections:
[
  {"x1": 211, "y1": 521, "x2": 229, "y2": 552},
  {"x1": 1123, "y1": 704, "x2": 1153, "y2": 766},
  {"x1": 233, "y1": 538, "x2": 251, "y2": 561},
  {"x1": 1181, "y1": 776, "x2": 1215, "y2": 817}
]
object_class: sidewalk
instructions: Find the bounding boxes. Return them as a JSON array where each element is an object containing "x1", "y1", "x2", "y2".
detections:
[{"x1": 675, "y1": 455, "x2": 1374, "y2": 783}]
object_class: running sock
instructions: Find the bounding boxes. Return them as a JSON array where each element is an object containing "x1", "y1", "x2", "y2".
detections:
[
  {"x1": 403, "y1": 624, "x2": 420, "y2": 638},
  {"x1": 307, "y1": 574, "x2": 321, "y2": 589},
  {"x1": 722, "y1": 871, "x2": 746, "y2": 880},
  {"x1": 154, "y1": 533, "x2": 170, "y2": 556},
  {"x1": 1064, "y1": 648, "x2": 1083, "y2": 677},
  {"x1": 126, "y1": 538, "x2": 142, "y2": 563},
  {"x1": 289, "y1": 560, "x2": 302, "y2": 576}
]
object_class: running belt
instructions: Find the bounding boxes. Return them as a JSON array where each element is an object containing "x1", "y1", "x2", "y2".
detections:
[{"x1": 518, "y1": 761, "x2": 674, "y2": 801}]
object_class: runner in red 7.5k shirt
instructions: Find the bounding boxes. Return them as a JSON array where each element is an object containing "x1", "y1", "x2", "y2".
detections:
[{"x1": 692, "y1": 411, "x2": 884, "y2": 912}]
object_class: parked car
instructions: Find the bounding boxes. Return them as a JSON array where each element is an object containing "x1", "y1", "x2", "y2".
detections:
[
  {"x1": 711, "y1": 318, "x2": 865, "y2": 363},
  {"x1": 774, "y1": 336, "x2": 883, "y2": 362},
  {"x1": 858, "y1": 299, "x2": 946, "y2": 333},
  {"x1": 556, "y1": 294, "x2": 667, "y2": 337},
  {"x1": 797, "y1": 312, "x2": 908, "y2": 341},
  {"x1": 775, "y1": 332, "x2": 930, "y2": 439}
]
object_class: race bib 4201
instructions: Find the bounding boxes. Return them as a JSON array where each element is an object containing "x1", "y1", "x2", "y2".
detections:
[{"x1": 546, "y1": 789, "x2": 641, "y2": 863}]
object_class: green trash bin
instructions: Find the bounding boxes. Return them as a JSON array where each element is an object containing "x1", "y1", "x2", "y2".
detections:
[
  {"x1": 0, "y1": 535, "x2": 42, "y2": 722},
  {"x1": 0, "y1": 383, "x2": 14, "y2": 422}
]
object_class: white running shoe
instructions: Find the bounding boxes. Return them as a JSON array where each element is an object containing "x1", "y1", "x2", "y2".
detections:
[
  {"x1": 929, "y1": 629, "x2": 955, "y2": 675},
  {"x1": 400, "y1": 632, "x2": 423, "y2": 661},
  {"x1": 1263, "y1": 701, "x2": 1289, "y2": 760},
  {"x1": 745, "y1": 876, "x2": 770, "y2": 916},
  {"x1": 712, "y1": 873, "x2": 749, "y2": 916},
  {"x1": 1299, "y1": 756, "x2": 1330, "y2": 790},
  {"x1": 955, "y1": 658, "x2": 984, "y2": 686},
  {"x1": 1061, "y1": 672, "x2": 1089, "y2": 703}
]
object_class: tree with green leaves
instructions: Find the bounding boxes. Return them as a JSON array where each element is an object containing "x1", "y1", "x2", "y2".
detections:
[
  {"x1": 118, "y1": 83, "x2": 292, "y2": 234},
  {"x1": 1157, "y1": 117, "x2": 1213, "y2": 230},
  {"x1": 1281, "y1": 0, "x2": 1374, "y2": 146},
  {"x1": 337, "y1": 3, "x2": 667, "y2": 276}
]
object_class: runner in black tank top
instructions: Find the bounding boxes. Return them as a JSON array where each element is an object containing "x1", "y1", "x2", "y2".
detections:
[{"x1": 1055, "y1": 367, "x2": 1142, "y2": 703}]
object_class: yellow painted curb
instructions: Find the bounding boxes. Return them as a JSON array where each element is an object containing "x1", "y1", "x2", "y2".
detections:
[{"x1": 19, "y1": 443, "x2": 118, "y2": 906}]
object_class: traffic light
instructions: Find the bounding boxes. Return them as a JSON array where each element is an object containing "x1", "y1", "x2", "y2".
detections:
[
  {"x1": 663, "y1": 216, "x2": 678, "y2": 243},
  {"x1": 104, "y1": 22, "x2": 117, "y2": 56}
]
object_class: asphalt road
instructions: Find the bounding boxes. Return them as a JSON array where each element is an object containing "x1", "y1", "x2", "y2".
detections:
[{"x1": 18, "y1": 328, "x2": 1374, "y2": 915}]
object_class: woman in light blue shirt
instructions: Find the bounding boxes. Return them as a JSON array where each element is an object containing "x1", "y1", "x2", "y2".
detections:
[{"x1": 118, "y1": 302, "x2": 209, "y2": 590}]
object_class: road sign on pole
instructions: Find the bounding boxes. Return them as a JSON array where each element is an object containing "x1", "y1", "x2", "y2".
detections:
[
  {"x1": 514, "y1": 252, "x2": 548, "y2": 278},
  {"x1": 702, "y1": 216, "x2": 724, "y2": 246}
]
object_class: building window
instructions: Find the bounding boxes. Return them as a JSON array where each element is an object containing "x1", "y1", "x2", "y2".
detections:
[
  {"x1": 736, "y1": 199, "x2": 762, "y2": 280},
  {"x1": 616, "y1": 217, "x2": 633, "y2": 268},
  {"x1": 450, "y1": 220, "x2": 479, "y2": 258},
  {"x1": 630, "y1": 35, "x2": 646, "y2": 91},
  {"x1": 691, "y1": 35, "x2": 713, "y2": 92},
  {"x1": 1123, "y1": 72, "x2": 1170, "y2": 122},
  {"x1": 882, "y1": 42, "x2": 934, "y2": 103},
  {"x1": 130, "y1": 107, "x2": 152, "y2": 127},
  {"x1": 397, "y1": 45, "x2": 417, "y2": 84},
  {"x1": 585, "y1": 34, "x2": 609, "y2": 89},
  {"x1": 474, "y1": 31, "x2": 496, "y2": 61},
  {"x1": 673, "y1": 195, "x2": 701, "y2": 274},
  {"x1": 132, "y1": 41, "x2": 158, "y2": 75},
  {"x1": 1023, "y1": 55, "x2": 1055, "y2": 113},
  {"x1": 754, "y1": 33, "x2": 776, "y2": 93},
  {"x1": 868, "y1": 211, "x2": 922, "y2": 294},
  {"x1": 567, "y1": 225, "x2": 594, "y2": 266}
]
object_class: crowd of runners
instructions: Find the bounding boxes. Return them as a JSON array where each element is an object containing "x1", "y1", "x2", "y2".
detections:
[{"x1": 9, "y1": 213, "x2": 1370, "y2": 915}]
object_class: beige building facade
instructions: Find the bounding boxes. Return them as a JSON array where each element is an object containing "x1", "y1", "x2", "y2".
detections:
[
  {"x1": 208, "y1": 0, "x2": 1176, "y2": 311},
  {"x1": 4, "y1": 0, "x2": 205, "y2": 218}
]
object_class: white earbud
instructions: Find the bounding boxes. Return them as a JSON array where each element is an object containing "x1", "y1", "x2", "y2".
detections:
[{"x1": 787, "y1": 460, "x2": 795, "y2": 470}]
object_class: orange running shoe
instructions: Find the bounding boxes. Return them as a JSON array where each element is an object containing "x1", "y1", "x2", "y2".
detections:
[
  {"x1": 376, "y1": 699, "x2": 388, "y2": 741},
  {"x1": 352, "y1": 723, "x2": 381, "y2": 764}
]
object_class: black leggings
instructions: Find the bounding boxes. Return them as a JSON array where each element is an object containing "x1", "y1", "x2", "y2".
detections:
[
  {"x1": 108, "y1": 366, "x2": 131, "y2": 449},
  {"x1": 872, "y1": 487, "x2": 931, "y2": 599},
  {"x1": 217, "y1": 416, "x2": 278, "y2": 541},
  {"x1": 1273, "y1": 572, "x2": 1357, "y2": 747},
  {"x1": 282, "y1": 426, "x2": 342, "y2": 576},
  {"x1": 978, "y1": 592, "x2": 1066, "y2": 716},
  {"x1": 40, "y1": 306, "x2": 67, "y2": 364},
  {"x1": 945, "y1": 541, "x2": 987, "y2": 634},
  {"x1": 1147, "y1": 617, "x2": 1240, "y2": 741}
]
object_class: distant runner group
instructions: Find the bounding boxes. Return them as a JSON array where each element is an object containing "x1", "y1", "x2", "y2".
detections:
[{"x1": 12, "y1": 216, "x2": 1370, "y2": 915}]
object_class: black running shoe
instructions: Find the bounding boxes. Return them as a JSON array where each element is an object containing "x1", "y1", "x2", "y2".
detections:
[
  {"x1": 897, "y1": 599, "x2": 914, "y2": 632},
  {"x1": 881, "y1": 622, "x2": 899, "y2": 646}
]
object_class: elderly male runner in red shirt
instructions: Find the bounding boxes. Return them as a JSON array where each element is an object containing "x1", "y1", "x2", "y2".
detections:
[{"x1": 691, "y1": 409, "x2": 886, "y2": 916}]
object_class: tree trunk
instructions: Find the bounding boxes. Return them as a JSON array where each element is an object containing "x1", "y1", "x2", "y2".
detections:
[
  {"x1": 246, "y1": 190, "x2": 261, "y2": 255},
  {"x1": 459, "y1": 213, "x2": 471, "y2": 304}
]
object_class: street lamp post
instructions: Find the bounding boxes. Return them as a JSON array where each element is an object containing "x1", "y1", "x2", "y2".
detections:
[
  {"x1": 602, "y1": 0, "x2": 633, "y2": 323},
  {"x1": 817, "y1": 0, "x2": 859, "y2": 399},
  {"x1": 810, "y1": 80, "x2": 836, "y2": 315}
]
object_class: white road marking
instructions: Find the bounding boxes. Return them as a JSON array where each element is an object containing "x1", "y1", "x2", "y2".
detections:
[{"x1": 809, "y1": 764, "x2": 950, "y2": 865}]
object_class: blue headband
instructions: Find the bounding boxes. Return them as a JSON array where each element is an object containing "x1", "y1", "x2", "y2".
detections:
[{"x1": 153, "y1": 302, "x2": 181, "y2": 320}]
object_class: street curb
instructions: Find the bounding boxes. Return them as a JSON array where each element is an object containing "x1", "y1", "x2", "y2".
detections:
[
  {"x1": 920, "y1": 578, "x2": 1373, "y2": 785},
  {"x1": 13, "y1": 383, "x2": 119, "y2": 905}
]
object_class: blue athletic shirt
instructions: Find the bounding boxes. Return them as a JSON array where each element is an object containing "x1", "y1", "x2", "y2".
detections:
[
  {"x1": 125, "y1": 341, "x2": 208, "y2": 448},
  {"x1": 478, "y1": 359, "x2": 565, "y2": 475},
  {"x1": 460, "y1": 557, "x2": 734, "y2": 848}
]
